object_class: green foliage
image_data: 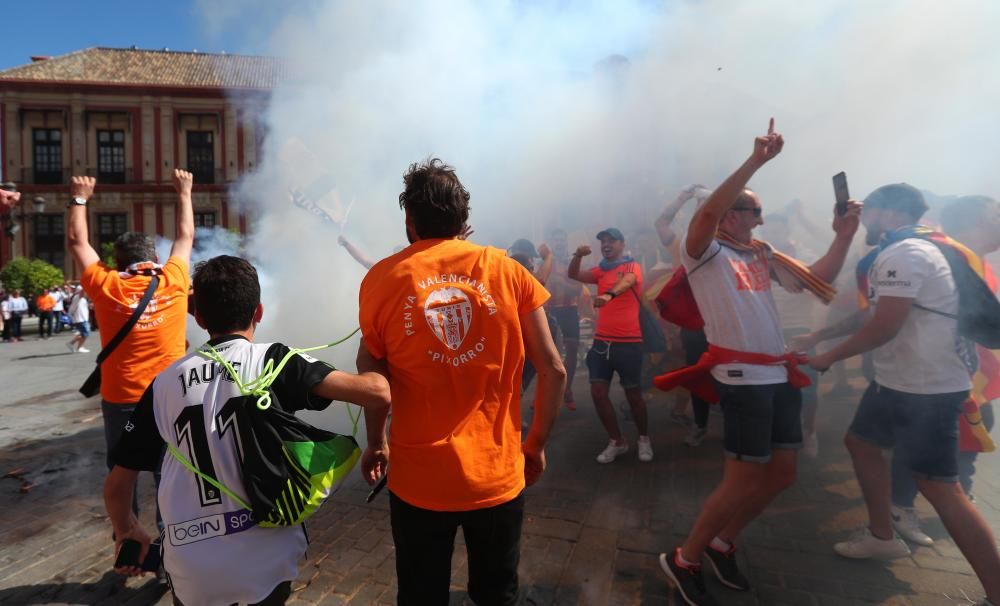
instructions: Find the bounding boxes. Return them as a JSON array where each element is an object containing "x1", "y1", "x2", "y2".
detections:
[
  {"x1": 100, "y1": 242, "x2": 116, "y2": 267},
  {"x1": 0, "y1": 257, "x2": 65, "y2": 295}
]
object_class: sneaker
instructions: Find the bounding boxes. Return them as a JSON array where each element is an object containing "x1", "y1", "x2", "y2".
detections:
[
  {"x1": 659, "y1": 549, "x2": 719, "y2": 606},
  {"x1": 684, "y1": 426, "x2": 707, "y2": 447},
  {"x1": 891, "y1": 506, "x2": 933, "y2": 546},
  {"x1": 704, "y1": 544, "x2": 750, "y2": 591},
  {"x1": 76, "y1": 347, "x2": 91, "y2": 353},
  {"x1": 596, "y1": 440, "x2": 629, "y2": 464},
  {"x1": 833, "y1": 528, "x2": 911, "y2": 559},
  {"x1": 66, "y1": 341, "x2": 77, "y2": 353},
  {"x1": 802, "y1": 432, "x2": 819, "y2": 458},
  {"x1": 637, "y1": 436, "x2": 653, "y2": 462}
]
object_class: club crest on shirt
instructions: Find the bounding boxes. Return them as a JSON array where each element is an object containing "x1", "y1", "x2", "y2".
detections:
[{"x1": 424, "y1": 287, "x2": 473, "y2": 350}]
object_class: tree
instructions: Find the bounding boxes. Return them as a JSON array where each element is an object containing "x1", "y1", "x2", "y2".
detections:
[{"x1": 0, "y1": 257, "x2": 65, "y2": 295}]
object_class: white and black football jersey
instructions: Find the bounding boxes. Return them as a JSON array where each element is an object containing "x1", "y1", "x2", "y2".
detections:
[{"x1": 113, "y1": 335, "x2": 334, "y2": 606}]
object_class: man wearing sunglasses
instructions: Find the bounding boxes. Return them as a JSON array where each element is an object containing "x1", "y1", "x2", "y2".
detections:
[{"x1": 658, "y1": 119, "x2": 862, "y2": 606}]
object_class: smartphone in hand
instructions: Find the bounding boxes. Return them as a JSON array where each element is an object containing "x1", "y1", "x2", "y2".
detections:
[
  {"x1": 833, "y1": 172, "x2": 850, "y2": 216},
  {"x1": 114, "y1": 539, "x2": 161, "y2": 572}
]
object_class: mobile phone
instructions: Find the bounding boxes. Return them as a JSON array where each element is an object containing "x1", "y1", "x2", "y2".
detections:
[
  {"x1": 114, "y1": 539, "x2": 141, "y2": 569},
  {"x1": 366, "y1": 474, "x2": 388, "y2": 503},
  {"x1": 833, "y1": 172, "x2": 850, "y2": 216},
  {"x1": 114, "y1": 539, "x2": 161, "y2": 571}
]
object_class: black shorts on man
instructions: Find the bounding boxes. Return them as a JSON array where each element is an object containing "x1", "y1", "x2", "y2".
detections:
[
  {"x1": 715, "y1": 380, "x2": 803, "y2": 463},
  {"x1": 848, "y1": 381, "x2": 967, "y2": 482},
  {"x1": 587, "y1": 339, "x2": 642, "y2": 389}
]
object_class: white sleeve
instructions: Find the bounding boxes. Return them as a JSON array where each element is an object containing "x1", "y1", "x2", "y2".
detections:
[
  {"x1": 871, "y1": 242, "x2": 930, "y2": 299},
  {"x1": 680, "y1": 238, "x2": 722, "y2": 271}
]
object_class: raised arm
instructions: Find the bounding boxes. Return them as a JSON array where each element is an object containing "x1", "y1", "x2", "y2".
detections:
[
  {"x1": 535, "y1": 243, "x2": 554, "y2": 286},
  {"x1": 170, "y1": 169, "x2": 195, "y2": 263},
  {"x1": 67, "y1": 177, "x2": 100, "y2": 269},
  {"x1": 686, "y1": 119, "x2": 784, "y2": 259},
  {"x1": 338, "y1": 236, "x2": 377, "y2": 269},
  {"x1": 0, "y1": 188, "x2": 20, "y2": 210},
  {"x1": 567, "y1": 245, "x2": 598, "y2": 283},
  {"x1": 655, "y1": 184, "x2": 702, "y2": 247},
  {"x1": 806, "y1": 200, "x2": 862, "y2": 283}
]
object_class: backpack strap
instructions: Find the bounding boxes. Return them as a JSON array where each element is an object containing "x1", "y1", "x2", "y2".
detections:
[{"x1": 96, "y1": 275, "x2": 159, "y2": 366}]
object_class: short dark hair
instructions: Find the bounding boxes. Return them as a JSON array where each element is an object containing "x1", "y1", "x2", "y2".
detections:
[
  {"x1": 398, "y1": 158, "x2": 470, "y2": 239},
  {"x1": 864, "y1": 183, "x2": 928, "y2": 221},
  {"x1": 940, "y1": 195, "x2": 999, "y2": 236},
  {"x1": 192, "y1": 255, "x2": 260, "y2": 334},
  {"x1": 114, "y1": 232, "x2": 156, "y2": 268}
]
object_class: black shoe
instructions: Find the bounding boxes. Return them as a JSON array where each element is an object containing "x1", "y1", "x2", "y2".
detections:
[
  {"x1": 659, "y1": 549, "x2": 719, "y2": 606},
  {"x1": 705, "y1": 544, "x2": 750, "y2": 591}
]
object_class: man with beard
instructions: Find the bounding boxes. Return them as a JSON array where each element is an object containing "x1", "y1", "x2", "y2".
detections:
[
  {"x1": 569, "y1": 227, "x2": 652, "y2": 463},
  {"x1": 809, "y1": 185, "x2": 1000, "y2": 606}
]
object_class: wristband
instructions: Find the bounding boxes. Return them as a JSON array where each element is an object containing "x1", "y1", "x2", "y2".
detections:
[{"x1": 604, "y1": 291, "x2": 617, "y2": 299}]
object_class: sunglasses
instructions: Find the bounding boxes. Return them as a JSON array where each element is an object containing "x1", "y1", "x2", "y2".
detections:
[{"x1": 731, "y1": 207, "x2": 763, "y2": 218}]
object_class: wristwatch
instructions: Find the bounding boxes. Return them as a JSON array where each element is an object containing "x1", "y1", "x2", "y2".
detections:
[
  {"x1": 604, "y1": 291, "x2": 618, "y2": 299},
  {"x1": 68, "y1": 196, "x2": 88, "y2": 207}
]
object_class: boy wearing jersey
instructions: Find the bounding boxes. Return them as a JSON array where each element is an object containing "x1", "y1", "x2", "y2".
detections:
[{"x1": 104, "y1": 256, "x2": 390, "y2": 606}]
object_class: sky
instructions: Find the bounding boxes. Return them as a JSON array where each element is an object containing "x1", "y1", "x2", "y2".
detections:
[{"x1": 0, "y1": 0, "x2": 267, "y2": 70}]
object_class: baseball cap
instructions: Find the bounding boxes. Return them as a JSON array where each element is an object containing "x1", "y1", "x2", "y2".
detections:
[
  {"x1": 596, "y1": 227, "x2": 624, "y2": 242},
  {"x1": 0, "y1": 182, "x2": 16, "y2": 192},
  {"x1": 864, "y1": 183, "x2": 928, "y2": 221},
  {"x1": 509, "y1": 238, "x2": 538, "y2": 258}
]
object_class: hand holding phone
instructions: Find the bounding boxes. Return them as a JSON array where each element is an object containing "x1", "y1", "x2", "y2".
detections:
[
  {"x1": 114, "y1": 538, "x2": 160, "y2": 574},
  {"x1": 833, "y1": 172, "x2": 850, "y2": 217}
]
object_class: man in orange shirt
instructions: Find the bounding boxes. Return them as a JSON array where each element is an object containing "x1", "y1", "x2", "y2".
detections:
[
  {"x1": 358, "y1": 159, "x2": 566, "y2": 606},
  {"x1": 68, "y1": 169, "x2": 194, "y2": 523},
  {"x1": 35, "y1": 290, "x2": 56, "y2": 339},
  {"x1": 568, "y1": 227, "x2": 653, "y2": 463}
]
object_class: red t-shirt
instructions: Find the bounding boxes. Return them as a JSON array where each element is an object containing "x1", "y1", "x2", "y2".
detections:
[{"x1": 589, "y1": 261, "x2": 643, "y2": 343}]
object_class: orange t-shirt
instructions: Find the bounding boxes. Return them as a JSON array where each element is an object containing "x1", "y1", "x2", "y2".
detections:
[
  {"x1": 82, "y1": 257, "x2": 190, "y2": 404},
  {"x1": 589, "y1": 261, "x2": 643, "y2": 343},
  {"x1": 36, "y1": 294, "x2": 55, "y2": 312},
  {"x1": 359, "y1": 239, "x2": 549, "y2": 512}
]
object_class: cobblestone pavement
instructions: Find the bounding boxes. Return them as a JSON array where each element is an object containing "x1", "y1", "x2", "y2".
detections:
[{"x1": 1, "y1": 332, "x2": 999, "y2": 605}]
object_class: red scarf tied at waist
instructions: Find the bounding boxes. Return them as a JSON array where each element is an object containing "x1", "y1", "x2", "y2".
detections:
[{"x1": 654, "y1": 344, "x2": 811, "y2": 403}]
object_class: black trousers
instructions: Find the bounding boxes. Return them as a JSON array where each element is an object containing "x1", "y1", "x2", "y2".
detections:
[
  {"x1": 38, "y1": 311, "x2": 53, "y2": 337},
  {"x1": 390, "y1": 491, "x2": 524, "y2": 606}
]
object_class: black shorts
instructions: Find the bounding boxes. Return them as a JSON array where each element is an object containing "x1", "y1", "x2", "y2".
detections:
[
  {"x1": 715, "y1": 381, "x2": 803, "y2": 463},
  {"x1": 848, "y1": 382, "x2": 967, "y2": 482},
  {"x1": 548, "y1": 306, "x2": 580, "y2": 341},
  {"x1": 587, "y1": 340, "x2": 642, "y2": 389}
]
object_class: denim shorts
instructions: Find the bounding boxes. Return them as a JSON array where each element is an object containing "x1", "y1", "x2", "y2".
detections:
[
  {"x1": 586, "y1": 340, "x2": 643, "y2": 389},
  {"x1": 715, "y1": 380, "x2": 803, "y2": 463},
  {"x1": 74, "y1": 321, "x2": 91, "y2": 338},
  {"x1": 849, "y1": 381, "x2": 968, "y2": 482}
]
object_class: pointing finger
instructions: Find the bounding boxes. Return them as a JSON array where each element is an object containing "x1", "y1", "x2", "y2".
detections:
[{"x1": 768, "y1": 117, "x2": 775, "y2": 135}]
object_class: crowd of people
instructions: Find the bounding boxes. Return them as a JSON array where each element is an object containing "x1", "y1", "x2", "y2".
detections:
[{"x1": 2, "y1": 118, "x2": 999, "y2": 606}]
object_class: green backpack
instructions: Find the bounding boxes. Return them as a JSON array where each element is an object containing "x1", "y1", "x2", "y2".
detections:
[{"x1": 168, "y1": 333, "x2": 362, "y2": 527}]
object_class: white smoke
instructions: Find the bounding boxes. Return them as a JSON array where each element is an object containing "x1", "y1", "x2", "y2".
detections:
[{"x1": 190, "y1": 0, "x2": 1000, "y2": 431}]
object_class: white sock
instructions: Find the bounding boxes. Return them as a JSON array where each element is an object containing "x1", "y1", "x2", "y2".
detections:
[
  {"x1": 710, "y1": 537, "x2": 732, "y2": 552},
  {"x1": 638, "y1": 435, "x2": 650, "y2": 443},
  {"x1": 677, "y1": 550, "x2": 699, "y2": 568}
]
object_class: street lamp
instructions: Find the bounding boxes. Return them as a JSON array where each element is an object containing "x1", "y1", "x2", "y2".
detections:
[{"x1": 33, "y1": 196, "x2": 46, "y2": 213}]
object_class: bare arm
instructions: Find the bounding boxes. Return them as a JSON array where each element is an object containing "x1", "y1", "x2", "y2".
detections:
[
  {"x1": 521, "y1": 305, "x2": 567, "y2": 486},
  {"x1": 593, "y1": 272, "x2": 637, "y2": 309},
  {"x1": 535, "y1": 244, "x2": 554, "y2": 286},
  {"x1": 338, "y1": 236, "x2": 376, "y2": 270},
  {"x1": 806, "y1": 200, "x2": 862, "y2": 283},
  {"x1": 567, "y1": 245, "x2": 598, "y2": 283},
  {"x1": 808, "y1": 296, "x2": 913, "y2": 370},
  {"x1": 655, "y1": 185, "x2": 702, "y2": 247},
  {"x1": 686, "y1": 119, "x2": 784, "y2": 259},
  {"x1": 103, "y1": 466, "x2": 152, "y2": 576},
  {"x1": 67, "y1": 177, "x2": 100, "y2": 269},
  {"x1": 170, "y1": 170, "x2": 195, "y2": 263},
  {"x1": 355, "y1": 340, "x2": 391, "y2": 485}
]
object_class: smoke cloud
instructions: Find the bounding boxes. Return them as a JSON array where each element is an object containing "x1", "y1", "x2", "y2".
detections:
[{"x1": 190, "y1": 0, "x2": 999, "y2": 432}]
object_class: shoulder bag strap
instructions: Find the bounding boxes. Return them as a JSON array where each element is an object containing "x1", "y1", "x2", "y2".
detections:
[{"x1": 95, "y1": 275, "x2": 160, "y2": 365}]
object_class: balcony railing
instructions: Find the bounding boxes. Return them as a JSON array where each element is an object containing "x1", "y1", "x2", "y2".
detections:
[
  {"x1": 84, "y1": 167, "x2": 134, "y2": 184},
  {"x1": 19, "y1": 167, "x2": 72, "y2": 185}
]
